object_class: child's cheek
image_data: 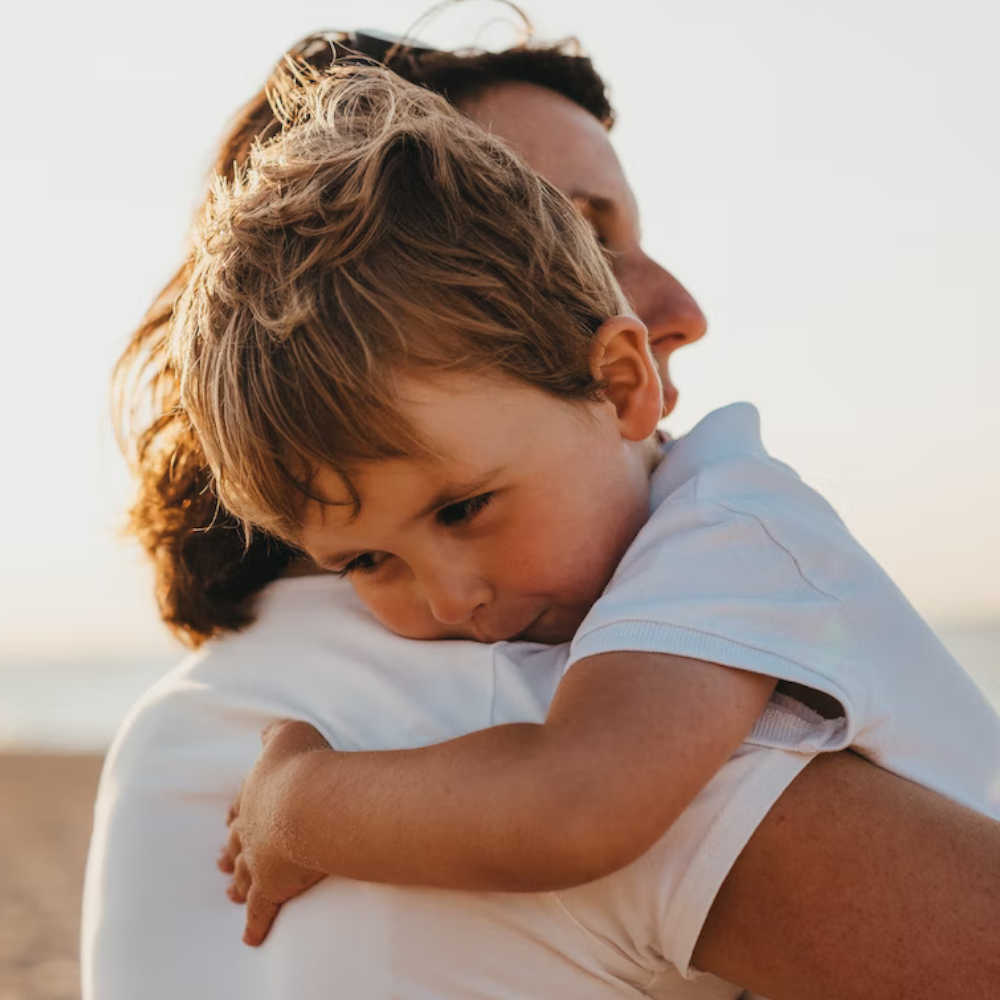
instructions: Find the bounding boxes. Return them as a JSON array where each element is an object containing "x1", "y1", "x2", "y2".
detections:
[
  {"x1": 352, "y1": 569, "x2": 466, "y2": 641},
  {"x1": 514, "y1": 518, "x2": 591, "y2": 592}
]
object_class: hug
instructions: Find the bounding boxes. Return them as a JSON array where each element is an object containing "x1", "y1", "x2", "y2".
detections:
[{"x1": 86, "y1": 25, "x2": 1000, "y2": 1000}]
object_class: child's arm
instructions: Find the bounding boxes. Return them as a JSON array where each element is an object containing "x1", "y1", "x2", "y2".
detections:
[{"x1": 222, "y1": 652, "x2": 774, "y2": 943}]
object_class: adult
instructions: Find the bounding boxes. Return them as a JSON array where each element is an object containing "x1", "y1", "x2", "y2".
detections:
[{"x1": 85, "y1": 28, "x2": 1000, "y2": 1000}]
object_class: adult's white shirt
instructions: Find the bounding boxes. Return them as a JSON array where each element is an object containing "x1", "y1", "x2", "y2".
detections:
[
  {"x1": 82, "y1": 575, "x2": 811, "y2": 999},
  {"x1": 84, "y1": 401, "x2": 1000, "y2": 996}
]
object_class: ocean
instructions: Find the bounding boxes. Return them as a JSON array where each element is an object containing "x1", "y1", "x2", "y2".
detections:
[{"x1": 2, "y1": 623, "x2": 998, "y2": 752}]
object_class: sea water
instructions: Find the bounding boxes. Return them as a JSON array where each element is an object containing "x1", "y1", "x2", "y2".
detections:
[{"x1": 1, "y1": 624, "x2": 998, "y2": 752}]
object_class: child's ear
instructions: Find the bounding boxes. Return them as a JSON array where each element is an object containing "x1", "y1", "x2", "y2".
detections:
[{"x1": 590, "y1": 315, "x2": 663, "y2": 441}]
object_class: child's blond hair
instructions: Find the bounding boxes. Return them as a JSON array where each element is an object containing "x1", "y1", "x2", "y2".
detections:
[{"x1": 174, "y1": 61, "x2": 625, "y2": 541}]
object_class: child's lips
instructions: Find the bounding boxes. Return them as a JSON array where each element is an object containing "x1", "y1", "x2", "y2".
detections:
[
  {"x1": 474, "y1": 608, "x2": 547, "y2": 644},
  {"x1": 509, "y1": 610, "x2": 547, "y2": 642},
  {"x1": 511, "y1": 607, "x2": 584, "y2": 644}
]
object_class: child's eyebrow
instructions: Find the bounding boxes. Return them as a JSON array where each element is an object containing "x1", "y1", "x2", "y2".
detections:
[
  {"x1": 315, "y1": 467, "x2": 508, "y2": 568},
  {"x1": 407, "y1": 467, "x2": 506, "y2": 525}
]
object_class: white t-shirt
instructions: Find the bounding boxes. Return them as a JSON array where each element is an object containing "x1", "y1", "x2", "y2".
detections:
[
  {"x1": 82, "y1": 576, "x2": 810, "y2": 999},
  {"x1": 569, "y1": 403, "x2": 1000, "y2": 819}
]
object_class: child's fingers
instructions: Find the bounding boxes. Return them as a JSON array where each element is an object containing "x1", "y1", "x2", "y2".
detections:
[
  {"x1": 260, "y1": 719, "x2": 288, "y2": 746},
  {"x1": 222, "y1": 825, "x2": 242, "y2": 868},
  {"x1": 243, "y1": 888, "x2": 281, "y2": 947},
  {"x1": 218, "y1": 825, "x2": 241, "y2": 873},
  {"x1": 262, "y1": 718, "x2": 331, "y2": 754},
  {"x1": 227, "y1": 855, "x2": 251, "y2": 903},
  {"x1": 217, "y1": 844, "x2": 236, "y2": 874},
  {"x1": 226, "y1": 783, "x2": 243, "y2": 825}
]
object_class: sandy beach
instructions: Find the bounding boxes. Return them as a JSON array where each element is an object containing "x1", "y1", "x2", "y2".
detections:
[{"x1": 0, "y1": 753, "x2": 103, "y2": 1000}]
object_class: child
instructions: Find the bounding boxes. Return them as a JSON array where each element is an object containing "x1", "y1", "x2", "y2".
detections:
[{"x1": 172, "y1": 63, "x2": 1000, "y2": 945}]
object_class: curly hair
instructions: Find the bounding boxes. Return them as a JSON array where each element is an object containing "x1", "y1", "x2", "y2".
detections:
[{"x1": 113, "y1": 27, "x2": 616, "y2": 647}]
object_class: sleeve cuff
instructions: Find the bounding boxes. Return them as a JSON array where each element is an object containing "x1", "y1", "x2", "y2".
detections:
[{"x1": 569, "y1": 620, "x2": 855, "y2": 751}]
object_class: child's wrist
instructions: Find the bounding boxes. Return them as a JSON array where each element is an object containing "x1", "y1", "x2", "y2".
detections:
[{"x1": 274, "y1": 749, "x2": 345, "y2": 871}]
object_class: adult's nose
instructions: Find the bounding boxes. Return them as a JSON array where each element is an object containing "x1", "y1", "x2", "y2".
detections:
[{"x1": 620, "y1": 249, "x2": 708, "y2": 351}]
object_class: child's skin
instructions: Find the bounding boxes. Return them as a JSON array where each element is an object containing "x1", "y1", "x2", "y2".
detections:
[{"x1": 219, "y1": 314, "x2": 776, "y2": 945}]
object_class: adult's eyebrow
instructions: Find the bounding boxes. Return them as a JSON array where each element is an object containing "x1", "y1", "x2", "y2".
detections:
[
  {"x1": 569, "y1": 189, "x2": 615, "y2": 213},
  {"x1": 570, "y1": 188, "x2": 642, "y2": 243}
]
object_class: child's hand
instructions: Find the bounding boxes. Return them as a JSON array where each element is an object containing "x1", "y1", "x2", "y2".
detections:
[{"x1": 218, "y1": 720, "x2": 331, "y2": 946}]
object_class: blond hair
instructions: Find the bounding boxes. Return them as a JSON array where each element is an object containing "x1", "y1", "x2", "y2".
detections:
[{"x1": 174, "y1": 61, "x2": 624, "y2": 542}]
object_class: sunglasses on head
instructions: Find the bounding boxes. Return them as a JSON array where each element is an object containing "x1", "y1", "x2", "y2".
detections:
[{"x1": 289, "y1": 29, "x2": 439, "y2": 70}]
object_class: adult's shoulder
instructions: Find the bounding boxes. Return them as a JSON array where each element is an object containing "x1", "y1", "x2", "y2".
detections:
[
  {"x1": 101, "y1": 573, "x2": 517, "y2": 790},
  {"x1": 99, "y1": 577, "x2": 364, "y2": 779}
]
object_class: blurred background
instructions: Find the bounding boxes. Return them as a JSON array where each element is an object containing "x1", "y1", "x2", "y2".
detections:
[
  {"x1": 0, "y1": 0, "x2": 997, "y2": 995},
  {"x1": 3, "y1": 0, "x2": 997, "y2": 751}
]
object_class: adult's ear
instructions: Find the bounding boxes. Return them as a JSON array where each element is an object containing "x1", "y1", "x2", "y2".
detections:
[{"x1": 590, "y1": 315, "x2": 663, "y2": 441}]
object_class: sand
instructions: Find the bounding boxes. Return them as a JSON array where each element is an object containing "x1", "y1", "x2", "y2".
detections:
[{"x1": 0, "y1": 753, "x2": 104, "y2": 1000}]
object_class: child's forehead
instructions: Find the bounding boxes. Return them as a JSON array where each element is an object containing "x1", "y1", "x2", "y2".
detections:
[
  {"x1": 395, "y1": 370, "x2": 585, "y2": 451},
  {"x1": 294, "y1": 372, "x2": 600, "y2": 540},
  {"x1": 297, "y1": 373, "x2": 518, "y2": 501},
  {"x1": 302, "y1": 446, "x2": 496, "y2": 516}
]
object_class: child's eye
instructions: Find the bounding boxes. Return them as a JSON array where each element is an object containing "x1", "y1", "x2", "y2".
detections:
[
  {"x1": 333, "y1": 551, "x2": 387, "y2": 578},
  {"x1": 437, "y1": 492, "x2": 493, "y2": 527}
]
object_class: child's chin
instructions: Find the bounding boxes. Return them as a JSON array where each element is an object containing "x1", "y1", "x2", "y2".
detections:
[
  {"x1": 513, "y1": 609, "x2": 585, "y2": 646},
  {"x1": 383, "y1": 618, "x2": 483, "y2": 642},
  {"x1": 386, "y1": 609, "x2": 583, "y2": 646}
]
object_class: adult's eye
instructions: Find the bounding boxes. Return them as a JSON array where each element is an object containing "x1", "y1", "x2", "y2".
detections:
[{"x1": 437, "y1": 492, "x2": 493, "y2": 527}]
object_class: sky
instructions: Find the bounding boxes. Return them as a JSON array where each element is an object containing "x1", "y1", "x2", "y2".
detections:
[{"x1": 1, "y1": 0, "x2": 998, "y2": 667}]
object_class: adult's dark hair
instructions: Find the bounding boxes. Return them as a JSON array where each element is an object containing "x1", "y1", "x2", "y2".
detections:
[{"x1": 113, "y1": 25, "x2": 615, "y2": 647}]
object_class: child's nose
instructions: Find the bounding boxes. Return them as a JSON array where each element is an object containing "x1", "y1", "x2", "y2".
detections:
[{"x1": 421, "y1": 568, "x2": 492, "y2": 627}]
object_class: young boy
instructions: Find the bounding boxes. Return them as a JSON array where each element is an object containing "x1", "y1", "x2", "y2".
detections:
[{"x1": 173, "y1": 63, "x2": 1000, "y2": 945}]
